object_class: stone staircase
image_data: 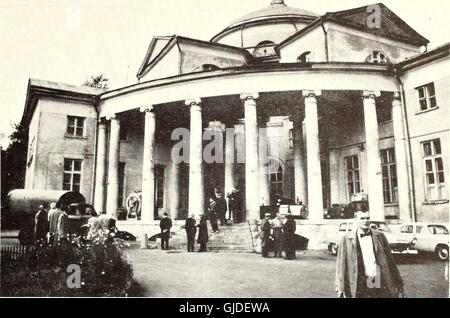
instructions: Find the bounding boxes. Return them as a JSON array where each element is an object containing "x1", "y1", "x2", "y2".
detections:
[{"x1": 150, "y1": 222, "x2": 258, "y2": 253}]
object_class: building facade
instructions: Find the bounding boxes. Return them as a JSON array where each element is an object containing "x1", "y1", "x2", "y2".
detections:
[{"x1": 22, "y1": 1, "x2": 449, "y2": 241}]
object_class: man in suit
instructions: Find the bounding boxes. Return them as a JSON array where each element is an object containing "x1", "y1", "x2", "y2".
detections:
[
  {"x1": 335, "y1": 210, "x2": 406, "y2": 298},
  {"x1": 159, "y1": 212, "x2": 172, "y2": 250},
  {"x1": 214, "y1": 188, "x2": 228, "y2": 226},
  {"x1": 197, "y1": 213, "x2": 209, "y2": 252},
  {"x1": 283, "y1": 212, "x2": 297, "y2": 260},
  {"x1": 271, "y1": 212, "x2": 284, "y2": 258},
  {"x1": 185, "y1": 214, "x2": 197, "y2": 252},
  {"x1": 48, "y1": 202, "x2": 62, "y2": 243},
  {"x1": 57, "y1": 206, "x2": 70, "y2": 241},
  {"x1": 34, "y1": 203, "x2": 49, "y2": 243},
  {"x1": 260, "y1": 213, "x2": 272, "y2": 258},
  {"x1": 227, "y1": 188, "x2": 241, "y2": 223}
]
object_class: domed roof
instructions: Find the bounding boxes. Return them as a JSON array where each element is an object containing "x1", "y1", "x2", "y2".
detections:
[{"x1": 228, "y1": 0, "x2": 318, "y2": 28}]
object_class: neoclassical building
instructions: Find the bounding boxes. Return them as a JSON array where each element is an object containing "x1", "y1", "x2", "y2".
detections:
[{"x1": 22, "y1": 1, "x2": 449, "y2": 242}]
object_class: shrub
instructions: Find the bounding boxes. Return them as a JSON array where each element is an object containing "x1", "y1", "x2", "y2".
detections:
[{"x1": 1, "y1": 234, "x2": 134, "y2": 297}]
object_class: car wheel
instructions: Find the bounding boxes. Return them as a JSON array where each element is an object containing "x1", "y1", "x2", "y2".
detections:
[
  {"x1": 436, "y1": 245, "x2": 449, "y2": 261},
  {"x1": 330, "y1": 243, "x2": 338, "y2": 256}
]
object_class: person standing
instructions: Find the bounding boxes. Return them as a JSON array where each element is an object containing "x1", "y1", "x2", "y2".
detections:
[
  {"x1": 34, "y1": 203, "x2": 49, "y2": 243},
  {"x1": 272, "y1": 213, "x2": 284, "y2": 258},
  {"x1": 335, "y1": 210, "x2": 406, "y2": 298},
  {"x1": 227, "y1": 188, "x2": 241, "y2": 223},
  {"x1": 197, "y1": 213, "x2": 209, "y2": 252},
  {"x1": 57, "y1": 207, "x2": 70, "y2": 241},
  {"x1": 283, "y1": 212, "x2": 297, "y2": 260},
  {"x1": 260, "y1": 213, "x2": 272, "y2": 258},
  {"x1": 208, "y1": 198, "x2": 219, "y2": 233},
  {"x1": 185, "y1": 214, "x2": 197, "y2": 252},
  {"x1": 214, "y1": 188, "x2": 228, "y2": 226},
  {"x1": 48, "y1": 202, "x2": 62, "y2": 243},
  {"x1": 159, "y1": 212, "x2": 172, "y2": 250}
]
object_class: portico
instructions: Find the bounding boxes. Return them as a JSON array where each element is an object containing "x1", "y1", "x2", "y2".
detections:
[{"x1": 92, "y1": 65, "x2": 412, "y2": 231}]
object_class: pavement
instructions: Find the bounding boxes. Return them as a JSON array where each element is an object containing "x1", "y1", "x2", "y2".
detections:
[{"x1": 126, "y1": 249, "x2": 449, "y2": 298}]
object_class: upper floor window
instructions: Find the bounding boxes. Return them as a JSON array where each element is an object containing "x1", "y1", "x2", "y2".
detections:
[
  {"x1": 270, "y1": 165, "x2": 283, "y2": 196},
  {"x1": 288, "y1": 129, "x2": 294, "y2": 149},
  {"x1": 67, "y1": 116, "x2": 85, "y2": 137},
  {"x1": 297, "y1": 51, "x2": 312, "y2": 63},
  {"x1": 416, "y1": 82, "x2": 437, "y2": 111},
  {"x1": 253, "y1": 41, "x2": 277, "y2": 59},
  {"x1": 367, "y1": 51, "x2": 389, "y2": 64},
  {"x1": 63, "y1": 158, "x2": 82, "y2": 192},
  {"x1": 422, "y1": 139, "x2": 446, "y2": 201}
]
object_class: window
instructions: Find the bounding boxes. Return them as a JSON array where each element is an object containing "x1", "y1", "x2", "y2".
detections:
[
  {"x1": 297, "y1": 51, "x2": 311, "y2": 63},
  {"x1": 367, "y1": 51, "x2": 389, "y2": 64},
  {"x1": 270, "y1": 166, "x2": 283, "y2": 195},
  {"x1": 422, "y1": 139, "x2": 446, "y2": 201},
  {"x1": 66, "y1": 116, "x2": 85, "y2": 137},
  {"x1": 428, "y1": 225, "x2": 449, "y2": 235},
  {"x1": 415, "y1": 226, "x2": 423, "y2": 234},
  {"x1": 253, "y1": 41, "x2": 277, "y2": 59},
  {"x1": 416, "y1": 83, "x2": 437, "y2": 111},
  {"x1": 288, "y1": 129, "x2": 294, "y2": 149},
  {"x1": 63, "y1": 159, "x2": 82, "y2": 192},
  {"x1": 381, "y1": 148, "x2": 398, "y2": 204},
  {"x1": 401, "y1": 225, "x2": 413, "y2": 234},
  {"x1": 345, "y1": 155, "x2": 361, "y2": 198}
]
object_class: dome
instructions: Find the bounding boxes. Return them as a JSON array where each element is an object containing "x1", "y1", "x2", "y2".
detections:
[
  {"x1": 211, "y1": 1, "x2": 318, "y2": 48},
  {"x1": 228, "y1": 0, "x2": 318, "y2": 29}
]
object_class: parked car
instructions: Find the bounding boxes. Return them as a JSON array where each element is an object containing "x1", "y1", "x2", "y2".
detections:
[
  {"x1": 324, "y1": 200, "x2": 369, "y2": 219},
  {"x1": 324, "y1": 204, "x2": 347, "y2": 219},
  {"x1": 400, "y1": 223, "x2": 449, "y2": 261},
  {"x1": 328, "y1": 220, "x2": 414, "y2": 256}
]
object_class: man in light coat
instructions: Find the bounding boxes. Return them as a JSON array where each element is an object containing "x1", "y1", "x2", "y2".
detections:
[{"x1": 335, "y1": 210, "x2": 406, "y2": 298}]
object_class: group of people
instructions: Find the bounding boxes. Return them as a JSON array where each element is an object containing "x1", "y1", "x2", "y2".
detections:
[
  {"x1": 207, "y1": 187, "x2": 242, "y2": 232},
  {"x1": 260, "y1": 212, "x2": 297, "y2": 260},
  {"x1": 33, "y1": 202, "x2": 111, "y2": 244}
]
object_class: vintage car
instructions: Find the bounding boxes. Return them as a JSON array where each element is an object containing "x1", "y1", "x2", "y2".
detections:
[
  {"x1": 328, "y1": 220, "x2": 414, "y2": 255},
  {"x1": 399, "y1": 223, "x2": 449, "y2": 261},
  {"x1": 5, "y1": 189, "x2": 94, "y2": 244},
  {"x1": 324, "y1": 200, "x2": 369, "y2": 219}
]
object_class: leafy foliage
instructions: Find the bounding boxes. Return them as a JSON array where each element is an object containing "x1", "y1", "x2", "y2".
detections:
[{"x1": 83, "y1": 74, "x2": 109, "y2": 89}]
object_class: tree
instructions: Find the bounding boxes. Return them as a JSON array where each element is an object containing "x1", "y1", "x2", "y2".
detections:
[{"x1": 83, "y1": 74, "x2": 109, "y2": 89}]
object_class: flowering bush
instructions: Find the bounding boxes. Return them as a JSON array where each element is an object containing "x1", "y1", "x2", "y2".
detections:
[{"x1": 1, "y1": 234, "x2": 135, "y2": 297}]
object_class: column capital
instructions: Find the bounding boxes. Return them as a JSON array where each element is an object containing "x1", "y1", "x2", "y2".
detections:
[
  {"x1": 240, "y1": 93, "x2": 259, "y2": 101},
  {"x1": 185, "y1": 98, "x2": 202, "y2": 106},
  {"x1": 392, "y1": 91, "x2": 402, "y2": 105},
  {"x1": 140, "y1": 105, "x2": 154, "y2": 113},
  {"x1": 98, "y1": 118, "x2": 108, "y2": 125},
  {"x1": 363, "y1": 90, "x2": 381, "y2": 99},
  {"x1": 302, "y1": 90, "x2": 322, "y2": 98},
  {"x1": 105, "y1": 114, "x2": 119, "y2": 121}
]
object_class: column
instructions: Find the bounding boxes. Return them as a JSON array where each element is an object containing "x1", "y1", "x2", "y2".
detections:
[
  {"x1": 94, "y1": 120, "x2": 107, "y2": 214},
  {"x1": 392, "y1": 92, "x2": 411, "y2": 221},
  {"x1": 258, "y1": 124, "x2": 270, "y2": 206},
  {"x1": 141, "y1": 106, "x2": 156, "y2": 222},
  {"x1": 329, "y1": 149, "x2": 340, "y2": 204},
  {"x1": 241, "y1": 93, "x2": 260, "y2": 220},
  {"x1": 293, "y1": 122, "x2": 307, "y2": 204},
  {"x1": 362, "y1": 90, "x2": 385, "y2": 222},
  {"x1": 303, "y1": 90, "x2": 324, "y2": 222},
  {"x1": 187, "y1": 99, "x2": 204, "y2": 218},
  {"x1": 302, "y1": 120, "x2": 308, "y2": 205},
  {"x1": 106, "y1": 114, "x2": 120, "y2": 218},
  {"x1": 224, "y1": 126, "x2": 235, "y2": 198},
  {"x1": 168, "y1": 161, "x2": 180, "y2": 219}
]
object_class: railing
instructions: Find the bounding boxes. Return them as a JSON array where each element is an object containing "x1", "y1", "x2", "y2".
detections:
[{"x1": 1, "y1": 245, "x2": 27, "y2": 262}]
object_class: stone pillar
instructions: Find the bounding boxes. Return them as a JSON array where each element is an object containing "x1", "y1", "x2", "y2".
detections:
[
  {"x1": 94, "y1": 120, "x2": 107, "y2": 214},
  {"x1": 241, "y1": 93, "x2": 260, "y2": 220},
  {"x1": 293, "y1": 122, "x2": 307, "y2": 204},
  {"x1": 258, "y1": 125, "x2": 271, "y2": 206},
  {"x1": 106, "y1": 114, "x2": 120, "y2": 218},
  {"x1": 224, "y1": 127, "x2": 235, "y2": 199},
  {"x1": 187, "y1": 99, "x2": 204, "y2": 218},
  {"x1": 302, "y1": 120, "x2": 308, "y2": 205},
  {"x1": 392, "y1": 92, "x2": 411, "y2": 222},
  {"x1": 303, "y1": 90, "x2": 324, "y2": 222},
  {"x1": 362, "y1": 90, "x2": 385, "y2": 222},
  {"x1": 141, "y1": 106, "x2": 156, "y2": 222},
  {"x1": 168, "y1": 161, "x2": 180, "y2": 219},
  {"x1": 329, "y1": 149, "x2": 340, "y2": 205}
]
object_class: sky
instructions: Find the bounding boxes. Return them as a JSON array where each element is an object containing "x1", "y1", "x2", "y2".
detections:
[{"x1": 0, "y1": 0, "x2": 448, "y2": 149}]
